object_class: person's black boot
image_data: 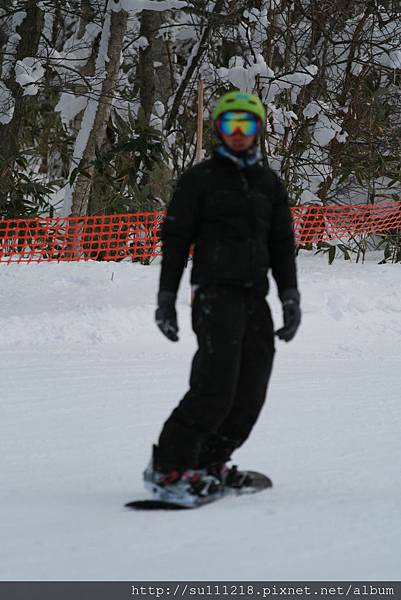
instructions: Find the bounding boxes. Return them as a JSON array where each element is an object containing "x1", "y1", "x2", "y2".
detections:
[{"x1": 143, "y1": 446, "x2": 223, "y2": 506}]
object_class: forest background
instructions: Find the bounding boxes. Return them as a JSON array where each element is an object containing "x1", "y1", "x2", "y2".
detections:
[{"x1": 0, "y1": 0, "x2": 400, "y2": 224}]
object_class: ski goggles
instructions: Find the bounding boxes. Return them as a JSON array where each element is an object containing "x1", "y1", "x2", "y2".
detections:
[{"x1": 217, "y1": 111, "x2": 261, "y2": 136}]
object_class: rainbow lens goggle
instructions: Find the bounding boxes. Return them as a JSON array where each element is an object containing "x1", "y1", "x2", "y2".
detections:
[{"x1": 217, "y1": 111, "x2": 261, "y2": 136}]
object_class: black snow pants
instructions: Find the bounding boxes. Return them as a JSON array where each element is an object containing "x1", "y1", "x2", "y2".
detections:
[{"x1": 156, "y1": 285, "x2": 275, "y2": 472}]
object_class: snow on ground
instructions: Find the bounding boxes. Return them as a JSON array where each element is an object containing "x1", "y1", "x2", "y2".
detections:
[{"x1": 0, "y1": 253, "x2": 400, "y2": 581}]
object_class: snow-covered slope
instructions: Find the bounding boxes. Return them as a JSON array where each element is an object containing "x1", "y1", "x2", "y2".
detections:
[{"x1": 1, "y1": 254, "x2": 400, "y2": 580}]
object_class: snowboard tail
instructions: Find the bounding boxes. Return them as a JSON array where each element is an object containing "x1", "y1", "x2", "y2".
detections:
[
  {"x1": 125, "y1": 499, "x2": 192, "y2": 510},
  {"x1": 125, "y1": 493, "x2": 223, "y2": 510}
]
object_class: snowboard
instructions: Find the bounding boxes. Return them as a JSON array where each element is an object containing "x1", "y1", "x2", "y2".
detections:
[{"x1": 125, "y1": 471, "x2": 272, "y2": 511}]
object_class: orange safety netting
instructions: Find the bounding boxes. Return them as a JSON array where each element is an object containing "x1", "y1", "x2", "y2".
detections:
[
  {"x1": 0, "y1": 212, "x2": 165, "y2": 264},
  {"x1": 292, "y1": 201, "x2": 401, "y2": 245},
  {"x1": 0, "y1": 201, "x2": 400, "y2": 263}
]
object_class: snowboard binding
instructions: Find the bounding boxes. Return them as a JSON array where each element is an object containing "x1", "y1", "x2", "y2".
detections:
[{"x1": 143, "y1": 465, "x2": 224, "y2": 508}]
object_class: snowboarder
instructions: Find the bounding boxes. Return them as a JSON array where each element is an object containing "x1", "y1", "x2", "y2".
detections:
[{"x1": 145, "y1": 91, "x2": 301, "y2": 505}]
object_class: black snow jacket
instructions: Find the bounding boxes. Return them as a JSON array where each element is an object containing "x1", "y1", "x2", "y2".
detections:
[{"x1": 159, "y1": 151, "x2": 298, "y2": 296}]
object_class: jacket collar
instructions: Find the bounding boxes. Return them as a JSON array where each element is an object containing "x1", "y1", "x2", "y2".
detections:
[{"x1": 214, "y1": 144, "x2": 262, "y2": 170}]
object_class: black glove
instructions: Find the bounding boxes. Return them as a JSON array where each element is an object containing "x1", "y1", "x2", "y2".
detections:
[
  {"x1": 275, "y1": 288, "x2": 301, "y2": 342},
  {"x1": 155, "y1": 291, "x2": 179, "y2": 342}
]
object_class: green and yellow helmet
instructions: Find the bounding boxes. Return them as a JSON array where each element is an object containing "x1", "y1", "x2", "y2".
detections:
[{"x1": 212, "y1": 91, "x2": 266, "y2": 125}]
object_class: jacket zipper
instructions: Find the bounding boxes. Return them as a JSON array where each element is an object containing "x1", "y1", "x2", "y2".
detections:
[{"x1": 237, "y1": 168, "x2": 256, "y2": 286}]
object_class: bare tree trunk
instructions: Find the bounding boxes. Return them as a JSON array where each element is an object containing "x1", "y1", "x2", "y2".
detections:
[
  {"x1": 0, "y1": 1, "x2": 44, "y2": 216},
  {"x1": 0, "y1": 0, "x2": 44, "y2": 158},
  {"x1": 136, "y1": 8, "x2": 175, "y2": 113},
  {"x1": 165, "y1": 0, "x2": 225, "y2": 132},
  {"x1": 195, "y1": 78, "x2": 204, "y2": 162},
  {"x1": 153, "y1": 13, "x2": 174, "y2": 106},
  {"x1": 69, "y1": 6, "x2": 128, "y2": 217},
  {"x1": 0, "y1": 15, "x2": 7, "y2": 76},
  {"x1": 136, "y1": 10, "x2": 161, "y2": 125}
]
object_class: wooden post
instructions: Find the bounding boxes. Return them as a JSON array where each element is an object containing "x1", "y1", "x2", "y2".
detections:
[
  {"x1": 191, "y1": 78, "x2": 204, "y2": 304},
  {"x1": 195, "y1": 78, "x2": 204, "y2": 163}
]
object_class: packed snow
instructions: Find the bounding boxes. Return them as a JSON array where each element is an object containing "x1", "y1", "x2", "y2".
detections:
[
  {"x1": 0, "y1": 253, "x2": 400, "y2": 580},
  {"x1": 14, "y1": 57, "x2": 45, "y2": 96}
]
